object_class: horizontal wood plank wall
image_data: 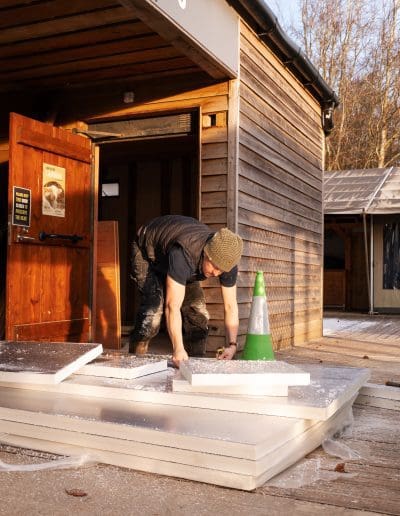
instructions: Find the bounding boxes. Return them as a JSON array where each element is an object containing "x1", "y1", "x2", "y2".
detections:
[
  {"x1": 85, "y1": 82, "x2": 230, "y2": 351},
  {"x1": 238, "y1": 22, "x2": 324, "y2": 350}
]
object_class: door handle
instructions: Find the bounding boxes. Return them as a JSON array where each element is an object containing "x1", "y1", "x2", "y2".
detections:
[
  {"x1": 17, "y1": 235, "x2": 36, "y2": 242},
  {"x1": 38, "y1": 231, "x2": 84, "y2": 243}
]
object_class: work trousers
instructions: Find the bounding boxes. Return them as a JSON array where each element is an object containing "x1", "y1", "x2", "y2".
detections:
[{"x1": 129, "y1": 241, "x2": 209, "y2": 356}]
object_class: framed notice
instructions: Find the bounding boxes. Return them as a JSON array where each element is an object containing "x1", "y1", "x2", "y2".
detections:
[
  {"x1": 42, "y1": 163, "x2": 66, "y2": 217},
  {"x1": 12, "y1": 186, "x2": 31, "y2": 227}
]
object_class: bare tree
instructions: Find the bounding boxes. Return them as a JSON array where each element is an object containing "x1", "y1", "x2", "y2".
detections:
[
  {"x1": 371, "y1": 0, "x2": 400, "y2": 167},
  {"x1": 288, "y1": 0, "x2": 400, "y2": 170}
]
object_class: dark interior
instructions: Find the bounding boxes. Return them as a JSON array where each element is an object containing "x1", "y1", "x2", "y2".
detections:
[{"x1": 97, "y1": 118, "x2": 199, "y2": 328}]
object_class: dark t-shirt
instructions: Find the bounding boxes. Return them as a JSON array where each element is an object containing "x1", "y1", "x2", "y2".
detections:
[{"x1": 168, "y1": 245, "x2": 237, "y2": 287}]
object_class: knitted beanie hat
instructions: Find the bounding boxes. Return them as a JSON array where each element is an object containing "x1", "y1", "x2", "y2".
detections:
[{"x1": 204, "y1": 228, "x2": 243, "y2": 272}]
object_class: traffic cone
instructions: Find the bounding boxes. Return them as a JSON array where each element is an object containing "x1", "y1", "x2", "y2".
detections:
[{"x1": 242, "y1": 271, "x2": 275, "y2": 360}]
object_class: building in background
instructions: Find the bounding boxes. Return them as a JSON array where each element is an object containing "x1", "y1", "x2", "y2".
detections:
[{"x1": 324, "y1": 167, "x2": 400, "y2": 314}]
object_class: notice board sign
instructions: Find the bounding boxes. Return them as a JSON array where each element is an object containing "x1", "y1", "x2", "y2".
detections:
[{"x1": 12, "y1": 186, "x2": 31, "y2": 227}]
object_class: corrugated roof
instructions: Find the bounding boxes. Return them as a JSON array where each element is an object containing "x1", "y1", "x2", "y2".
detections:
[{"x1": 324, "y1": 167, "x2": 400, "y2": 214}]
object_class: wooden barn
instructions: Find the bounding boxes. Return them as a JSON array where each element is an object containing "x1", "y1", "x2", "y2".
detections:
[
  {"x1": 0, "y1": 0, "x2": 338, "y2": 353},
  {"x1": 324, "y1": 167, "x2": 400, "y2": 314}
]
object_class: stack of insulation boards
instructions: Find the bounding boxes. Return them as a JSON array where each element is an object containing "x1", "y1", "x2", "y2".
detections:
[{"x1": 0, "y1": 347, "x2": 370, "y2": 491}]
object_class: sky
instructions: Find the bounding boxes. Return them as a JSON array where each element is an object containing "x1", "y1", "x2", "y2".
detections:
[{"x1": 265, "y1": 0, "x2": 301, "y2": 32}]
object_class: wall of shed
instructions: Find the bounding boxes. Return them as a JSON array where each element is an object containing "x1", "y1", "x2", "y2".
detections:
[
  {"x1": 237, "y1": 22, "x2": 325, "y2": 349},
  {"x1": 373, "y1": 217, "x2": 400, "y2": 311}
]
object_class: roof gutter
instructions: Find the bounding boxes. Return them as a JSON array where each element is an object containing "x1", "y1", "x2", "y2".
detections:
[{"x1": 228, "y1": 0, "x2": 339, "y2": 132}]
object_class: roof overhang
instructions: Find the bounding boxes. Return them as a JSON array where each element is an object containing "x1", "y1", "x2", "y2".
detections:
[{"x1": 0, "y1": 0, "x2": 238, "y2": 98}]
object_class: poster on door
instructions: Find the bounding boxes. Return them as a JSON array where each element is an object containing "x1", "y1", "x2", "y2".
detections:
[{"x1": 42, "y1": 163, "x2": 66, "y2": 217}]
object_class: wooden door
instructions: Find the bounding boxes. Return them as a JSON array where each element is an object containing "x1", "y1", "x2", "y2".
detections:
[
  {"x1": 95, "y1": 221, "x2": 121, "y2": 349},
  {"x1": 6, "y1": 113, "x2": 93, "y2": 342},
  {"x1": 350, "y1": 232, "x2": 369, "y2": 311},
  {"x1": 323, "y1": 270, "x2": 346, "y2": 308}
]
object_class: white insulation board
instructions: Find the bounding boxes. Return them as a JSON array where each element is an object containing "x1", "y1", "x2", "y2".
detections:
[
  {"x1": 76, "y1": 354, "x2": 168, "y2": 379},
  {"x1": 173, "y1": 374, "x2": 289, "y2": 396},
  {"x1": 179, "y1": 359, "x2": 310, "y2": 387},
  {"x1": 360, "y1": 382, "x2": 400, "y2": 400},
  {"x1": 356, "y1": 383, "x2": 400, "y2": 411},
  {"x1": 0, "y1": 364, "x2": 370, "y2": 420},
  {"x1": 0, "y1": 341, "x2": 103, "y2": 384},
  {"x1": 0, "y1": 400, "x2": 352, "y2": 491},
  {"x1": 0, "y1": 386, "x2": 310, "y2": 459}
]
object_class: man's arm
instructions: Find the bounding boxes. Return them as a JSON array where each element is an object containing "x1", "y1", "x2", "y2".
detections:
[
  {"x1": 165, "y1": 274, "x2": 189, "y2": 366},
  {"x1": 219, "y1": 284, "x2": 239, "y2": 360}
]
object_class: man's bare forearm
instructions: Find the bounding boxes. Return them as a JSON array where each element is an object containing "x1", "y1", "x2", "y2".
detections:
[{"x1": 165, "y1": 304, "x2": 185, "y2": 353}]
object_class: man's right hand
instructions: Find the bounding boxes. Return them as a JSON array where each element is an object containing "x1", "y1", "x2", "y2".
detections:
[{"x1": 172, "y1": 347, "x2": 189, "y2": 368}]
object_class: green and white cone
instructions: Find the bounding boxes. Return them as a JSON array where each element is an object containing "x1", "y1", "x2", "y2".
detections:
[{"x1": 242, "y1": 271, "x2": 275, "y2": 360}]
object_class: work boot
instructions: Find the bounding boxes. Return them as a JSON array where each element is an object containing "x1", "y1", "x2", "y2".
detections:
[{"x1": 129, "y1": 340, "x2": 149, "y2": 355}]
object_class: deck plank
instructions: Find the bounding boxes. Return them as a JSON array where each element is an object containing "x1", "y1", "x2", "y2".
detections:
[
  {"x1": 258, "y1": 405, "x2": 400, "y2": 515},
  {"x1": 278, "y1": 346, "x2": 400, "y2": 384},
  {"x1": 278, "y1": 313, "x2": 400, "y2": 384}
]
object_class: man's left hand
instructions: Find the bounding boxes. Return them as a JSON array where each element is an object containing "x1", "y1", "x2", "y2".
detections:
[{"x1": 217, "y1": 344, "x2": 236, "y2": 360}]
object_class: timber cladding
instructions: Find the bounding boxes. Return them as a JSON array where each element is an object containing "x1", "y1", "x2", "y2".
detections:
[{"x1": 237, "y1": 22, "x2": 324, "y2": 350}]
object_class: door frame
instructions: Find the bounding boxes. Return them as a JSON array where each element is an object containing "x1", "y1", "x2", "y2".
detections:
[{"x1": 90, "y1": 108, "x2": 201, "y2": 330}]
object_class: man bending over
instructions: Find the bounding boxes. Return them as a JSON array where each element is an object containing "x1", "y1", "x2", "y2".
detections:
[{"x1": 129, "y1": 215, "x2": 243, "y2": 366}]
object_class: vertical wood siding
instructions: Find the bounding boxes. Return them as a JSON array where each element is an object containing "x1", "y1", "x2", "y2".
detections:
[{"x1": 238, "y1": 22, "x2": 324, "y2": 350}]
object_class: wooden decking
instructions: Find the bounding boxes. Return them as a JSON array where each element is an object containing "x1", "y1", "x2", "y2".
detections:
[
  {"x1": 278, "y1": 312, "x2": 400, "y2": 384},
  {"x1": 259, "y1": 404, "x2": 400, "y2": 514},
  {"x1": 264, "y1": 313, "x2": 400, "y2": 514},
  {"x1": 324, "y1": 312, "x2": 400, "y2": 344}
]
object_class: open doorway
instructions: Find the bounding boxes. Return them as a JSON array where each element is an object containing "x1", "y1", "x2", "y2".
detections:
[
  {"x1": 323, "y1": 228, "x2": 346, "y2": 309},
  {"x1": 0, "y1": 163, "x2": 8, "y2": 339},
  {"x1": 324, "y1": 216, "x2": 369, "y2": 312},
  {"x1": 94, "y1": 111, "x2": 200, "y2": 346}
]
